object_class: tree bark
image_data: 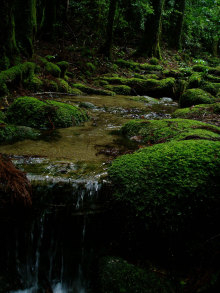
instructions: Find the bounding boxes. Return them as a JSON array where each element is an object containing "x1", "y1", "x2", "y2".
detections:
[
  {"x1": 14, "y1": 0, "x2": 37, "y2": 57},
  {"x1": 41, "y1": 0, "x2": 57, "y2": 40},
  {"x1": 136, "y1": 0, "x2": 165, "y2": 58},
  {"x1": 169, "y1": 0, "x2": 186, "y2": 49},
  {"x1": 100, "y1": 0, "x2": 117, "y2": 59},
  {"x1": 0, "y1": 0, "x2": 18, "y2": 69}
]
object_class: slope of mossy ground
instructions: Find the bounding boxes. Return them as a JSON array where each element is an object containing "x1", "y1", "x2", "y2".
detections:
[{"x1": 121, "y1": 118, "x2": 220, "y2": 144}]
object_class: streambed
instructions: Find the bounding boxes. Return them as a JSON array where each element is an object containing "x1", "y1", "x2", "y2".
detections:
[{"x1": 0, "y1": 94, "x2": 177, "y2": 292}]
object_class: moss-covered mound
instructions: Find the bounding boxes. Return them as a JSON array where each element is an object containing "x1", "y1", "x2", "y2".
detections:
[
  {"x1": 115, "y1": 59, "x2": 162, "y2": 72},
  {"x1": 108, "y1": 140, "x2": 220, "y2": 231},
  {"x1": 0, "y1": 124, "x2": 40, "y2": 143},
  {"x1": 102, "y1": 76, "x2": 175, "y2": 96},
  {"x1": 173, "y1": 103, "x2": 220, "y2": 119},
  {"x1": 180, "y1": 88, "x2": 215, "y2": 108},
  {"x1": 104, "y1": 84, "x2": 131, "y2": 95},
  {"x1": 121, "y1": 118, "x2": 220, "y2": 143},
  {"x1": 0, "y1": 62, "x2": 36, "y2": 96},
  {"x1": 72, "y1": 83, "x2": 115, "y2": 96},
  {"x1": 99, "y1": 257, "x2": 172, "y2": 293},
  {"x1": 6, "y1": 97, "x2": 88, "y2": 129}
]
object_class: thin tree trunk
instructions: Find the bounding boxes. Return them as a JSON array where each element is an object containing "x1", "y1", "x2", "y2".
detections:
[
  {"x1": 136, "y1": 0, "x2": 165, "y2": 58},
  {"x1": 42, "y1": 0, "x2": 57, "y2": 40},
  {"x1": 100, "y1": 0, "x2": 117, "y2": 59},
  {"x1": 169, "y1": 0, "x2": 186, "y2": 49},
  {"x1": 0, "y1": 0, "x2": 18, "y2": 69}
]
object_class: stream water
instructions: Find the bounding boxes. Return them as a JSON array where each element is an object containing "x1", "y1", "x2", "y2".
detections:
[{"x1": 0, "y1": 94, "x2": 177, "y2": 292}]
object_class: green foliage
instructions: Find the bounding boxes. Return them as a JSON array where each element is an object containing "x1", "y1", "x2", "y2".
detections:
[
  {"x1": 99, "y1": 256, "x2": 172, "y2": 293},
  {"x1": 180, "y1": 88, "x2": 215, "y2": 108},
  {"x1": 6, "y1": 97, "x2": 88, "y2": 129},
  {"x1": 121, "y1": 118, "x2": 220, "y2": 143},
  {"x1": 108, "y1": 140, "x2": 220, "y2": 231}
]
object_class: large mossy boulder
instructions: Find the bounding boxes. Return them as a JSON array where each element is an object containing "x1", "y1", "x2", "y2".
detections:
[
  {"x1": 6, "y1": 97, "x2": 88, "y2": 129},
  {"x1": 180, "y1": 88, "x2": 215, "y2": 107},
  {"x1": 108, "y1": 140, "x2": 220, "y2": 232},
  {"x1": 121, "y1": 118, "x2": 220, "y2": 144},
  {"x1": 99, "y1": 257, "x2": 172, "y2": 293}
]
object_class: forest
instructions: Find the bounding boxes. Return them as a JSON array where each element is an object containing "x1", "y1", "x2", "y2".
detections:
[{"x1": 0, "y1": 0, "x2": 220, "y2": 292}]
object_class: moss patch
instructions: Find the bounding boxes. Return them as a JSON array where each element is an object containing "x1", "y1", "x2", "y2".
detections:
[
  {"x1": 173, "y1": 103, "x2": 220, "y2": 118},
  {"x1": 57, "y1": 61, "x2": 69, "y2": 78},
  {"x1": 104, "y1": 84, "x2": 131, "y2": 95},
  {"x1": 180, "y1": 88, "x2": 215, "y2": 108},
  {"x1": 99, "y1": 257, "x2": 172, "y2": 293},
  {"x1": 6, "y1": 97, "x2": 88, "y2": 129},
  {"x1": 121, "y1": 118, "x2": 220, "y2": 144},
  {"x1": 72, "y1": 83, "x2": 115, "y2": 96},
  {"x1": 0, "y1": 124, "x2": 40, "y2": 143},
  {"x1": 108, "y1": 140, "x2": 220, "y2": 231}
]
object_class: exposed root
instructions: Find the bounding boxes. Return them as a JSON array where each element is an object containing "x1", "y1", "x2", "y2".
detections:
[{"x1": 0, "y1": 154, "x2": 32, "y2": 206}]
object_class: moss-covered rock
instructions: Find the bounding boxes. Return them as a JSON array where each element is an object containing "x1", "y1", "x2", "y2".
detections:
[
  {"x1": 200, "y1": 81, "x2": 220, "y2": 96},
  {"x1": 6, "y1": 97, "x2": 88, "y2": 129},
  {"x1": 179, "y1": 88, "x2": 215, "y2": 108},
  {"x1": 187, "y1": 73, "x2": 203, "y2": 88},
  {"x1": 0, "y1": 124, "x2": 40, "y2": 143},
  {"x1": 40, "y1": 57, "x2": 61, "y2": 77},
  {"x1": 57, "y1": 61, "x2": 69, "y2": 78},
  {"x1": 57, "y1": 79, "x2": 82, "y2": 95},
  {"x1": 0, "y1": 62, "x2": 36, "y2": 96},
  {"x1": 115, "y1": 59, "x2": 162, "y2": 72},
  {"x1": 72, "y1": 83, "x2": 115, "y2": 96},
  {"x1": 44, "y1": 79, "x2": 59, "y2": 92},
  {"x1": 193, "y1": 65, "x2": 220, "y2": 76},
  {"x1": 149, "y1": 57, "x2": 159, "y2": 65},
  {"x1": 108, "y1": 140, "x2": 220, "y2": 231},
  {"x1": 24, "y1": 76, "x2": 43, "y2": 91},
  {"x1": 205, "y1": 74, "x2": 220, "y2": 83},
  {"x1": 102, "y1": 77, "x2": 175, "y2": 96},
  {"x1": 104, "y1": 84, "x2": 131, "y2": 95},
  {"x1": 99, "y1": 257, "x2": 172, "y2": 293},
  {"x1": 121, "y1": 118, "x2": 220, "y2": 144},
  {"x1": 172, "y1": 103, "x2": 220, "y2": 118}
]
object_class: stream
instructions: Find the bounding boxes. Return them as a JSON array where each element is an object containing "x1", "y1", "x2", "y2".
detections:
[{"x1": 0, "y1": 94, "x2": 177, "y2": 292}]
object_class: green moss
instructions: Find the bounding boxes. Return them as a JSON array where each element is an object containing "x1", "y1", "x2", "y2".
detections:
[
  {"x1": 57, "y1": 61, "x2": 69, "y2": 78},
  {"x1": 102, "y1": 77, "x2": 175, "y2": 96},
  {"x1": 200, "y1": 81, "x2": 219, "y2": 96},
  {"x1": 108, "y1": 140, "x2": 220, "y2": 231},
  {"x1": 45, "y1": 55, "x2": 56, "y2": 61},
  {"x1": 180, "y1": 88, "x2": 215, "y2": 108},
  {"x1": 0, "y1": 62, "x2": 36, "y2": 96},
  {"x1": 172, "y1": 103, "x2": 220, "y2": 118},
  {"x1": 99, "y1": 257, "x2": 172, "y2": 293},
  {"x1": 139, "y1": 63, "x2": 162, "y2": 72},
  {"x1": 0, "y1": 124, "x2": 40, "y2": 143},
  {"x1": 205, "y1": 74, "x2": 220, "y2": 83},
  {"x1": 104, "y1": 84, "x2": 131, "y2": 95},
  {"x1": 115, "y1": 59, "x2": 162, "y2": 72},
  {"x1": 44, "y1": 79, "x2": 59, "y2": 92},
  {"x1": 149, "y1": 57, "x2": 159, "y2": 65},
  {"x1": 86, "y1": 62, "x2": 96, "y2": 72},
  {"x1": 45, "y1": 62, "x2": 61, "y2": 77},
  {"x1": 188, "y1": 73, "x2": 203, "y2": 88},
  {"x1": 121, "y1": 119, "x2": 220, "y2": 144},
  {"x1": 57, "y1": 79, "x2": 82, "y2": 95},
  {"x1": 24, "y1": 76, "x2": 43, "y2": 91},
  {"x1": 6, "y1": 97, "x2": 88, "y2": 129},
  {"x1": 72, "y1": 83, "x2": 115, "y2": 96},
  {"x1": 193, "y1": 65, "x2": 220, "y2": 76}
]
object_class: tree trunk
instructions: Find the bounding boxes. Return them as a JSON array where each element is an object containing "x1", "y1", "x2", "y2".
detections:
[
  {"x1": 136, "y1": 0, "x2": 165, "y2": 58},
  {"x1": 14, "y1": 0, "x2": 37, "y2": 57},
  {"x1": 41, "y1": 0, "x2": 57, "y2": 40},
  {"x1": 169, "y1": 0, "x2": 186, "y2": 49},
  {"x1": 0, "y1": 0, "x2": 18, "y2": 69},
  {"x1": 100, "y1": 0, "x2": 117, "y2": 59}
]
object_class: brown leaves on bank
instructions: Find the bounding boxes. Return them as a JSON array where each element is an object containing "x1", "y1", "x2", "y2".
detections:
[{"x1": 0, "y1": 154, "x2": 32, "y2": 207}]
